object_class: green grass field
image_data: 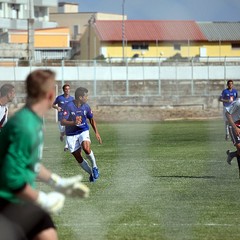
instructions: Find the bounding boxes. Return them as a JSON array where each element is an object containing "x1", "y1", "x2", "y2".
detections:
[{"x1": 39, "y1": 120, "x2": 240, "y2": 240}]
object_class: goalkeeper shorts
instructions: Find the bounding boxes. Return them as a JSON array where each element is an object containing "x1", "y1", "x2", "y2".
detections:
[{"x1": 0, "y1": 198, "x2": 55, "y2": 239}]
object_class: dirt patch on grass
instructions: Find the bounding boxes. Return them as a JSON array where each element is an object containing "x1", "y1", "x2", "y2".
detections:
[
  {"x1": 93, "y1": 106, "x2": 222, "y2": 122},
  {"x1": 9, "y1": 104, "x2": 223, "y2": 122}
]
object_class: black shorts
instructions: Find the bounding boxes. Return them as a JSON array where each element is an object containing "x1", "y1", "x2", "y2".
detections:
[
  {"x1": 0, "y1": 198, "x2": 55, "y2": 240},
  {"x1": 229, "y1": 125, "x2": 240, "y2": 145}
]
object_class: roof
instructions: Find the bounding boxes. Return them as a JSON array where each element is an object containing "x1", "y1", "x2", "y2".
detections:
[
  {"x1": 198, "y1": 22, "x2": 240, "y2": 41},
  {"x1": 94, "y1": 20, "x2": 207, "y2": 42}
]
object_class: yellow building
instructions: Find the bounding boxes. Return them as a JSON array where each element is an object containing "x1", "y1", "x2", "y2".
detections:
[
  {"x1": 0, "y1": 27, "x2": 71, "y2": 60},
  {"x1": 79, "y1": 20, "x2": 240, "y2": 60}
]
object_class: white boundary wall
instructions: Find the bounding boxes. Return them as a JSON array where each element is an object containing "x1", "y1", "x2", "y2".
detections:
[{"x1": 0, "y1": 65, "x2": 239, "y2": 81}]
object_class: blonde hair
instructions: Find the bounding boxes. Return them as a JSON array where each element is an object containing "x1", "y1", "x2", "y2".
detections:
[{"x1": 26, "y1": 69, "x2": 55, "y2": 105}]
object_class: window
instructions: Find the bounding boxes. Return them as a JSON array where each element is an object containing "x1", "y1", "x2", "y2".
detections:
[
  {"x1": 132, "y1": 43, "x2": 149, "y2": 51},
  {"x1": 73, "y1": 25, "x2": 79, "y2": 39},
  {"x1": 232, "y1": 43, "x2": 240, "y2": 49},
  {"x1": 173, "y1": 44, "x2": 181, "y2": 51}
]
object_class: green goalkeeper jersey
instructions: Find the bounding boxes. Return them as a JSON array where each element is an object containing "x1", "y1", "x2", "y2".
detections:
[{"x1": 0, "y1": 106, "x2": 43, "y2": 203}]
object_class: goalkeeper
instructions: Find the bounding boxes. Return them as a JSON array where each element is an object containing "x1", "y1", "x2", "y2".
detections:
[{"x1": 0, "y1": 69, "x2": 89, "y2": 240}]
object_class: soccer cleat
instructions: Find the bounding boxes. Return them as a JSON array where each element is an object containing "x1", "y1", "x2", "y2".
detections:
[
  {"x1": 226, "y1": 150, "x2": 236, "y2": 165},
  {"x1": 89, "y1": 174, "x2": 96, "y2": 182},
  {"x1": 92, "y1": 167, "x2": 99, "y2": 179},
  {"x1": 64, "y1": 147, "x2": 68, "y2": 152}
]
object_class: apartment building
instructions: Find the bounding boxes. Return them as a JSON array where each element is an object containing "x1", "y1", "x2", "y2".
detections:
[{"x1": 0, "y1": 0, "x2": 58, "y2": 30}]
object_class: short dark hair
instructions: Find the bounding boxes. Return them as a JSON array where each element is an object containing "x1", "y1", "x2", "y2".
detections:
[
  {"x1": 75, "y1": 87, "x2": 88, "y2": 100},
  {"x1": 62, "y1": 84, "x2": 70, "y2": 91},
  {"x1": 0, "y1": 84, "x2": 14, "y2": 97},
  {"x1": 26, "y1": 69, "x2": 55, "y2": 104},
  {"x1": 227, "y1": 80, "x2": 233, "y2": 85}
]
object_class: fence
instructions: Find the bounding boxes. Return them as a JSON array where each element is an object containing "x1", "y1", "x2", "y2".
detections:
[{"x1": 0, "y1": 58, "x2": 240, "y2": 107}]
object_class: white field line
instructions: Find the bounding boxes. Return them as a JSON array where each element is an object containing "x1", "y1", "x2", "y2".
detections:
[{"x1": 59, "y1": 223, "x2": 237, "y2": 227}]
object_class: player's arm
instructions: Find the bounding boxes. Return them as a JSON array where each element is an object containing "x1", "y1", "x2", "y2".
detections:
[
  {"x1": 16, "y1": 184, "x2": 38, "y2": 202},
  {"x1": 61, "y1": 118, "x2": 80, "y2": 126},
  {"x1": 89, "y1": 118, "x2": 102, "y2": 144},
  {"x1": 52, "y1": 97, "x2": 62, "y2": 111},
  {"x1": 52, "y1": 103, "x2": 62, "y2": 112},
  {"x1": 219, "y1": 91, "x2": 231, "y2": 103},
  {"x1": 38, "y1": 164, "x2": 89, "y2": 198},
  {"x1": 16, "y1": 183, "x2": 65, "y2": 214},
  {"x1": 61, "y1": 107, "x2": 81, "y2": 126},
  {"x1": 219, "y1": 96, "x2": 230, "y2": 103}
]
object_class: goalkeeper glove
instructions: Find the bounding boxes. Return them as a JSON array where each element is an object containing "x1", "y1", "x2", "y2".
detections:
[
  {"x1": 49, "y1": 173, "x2": 89, "y2": 198},
  {"x1": 36, "y1": 191, "x2": 65, "y2": 214}
]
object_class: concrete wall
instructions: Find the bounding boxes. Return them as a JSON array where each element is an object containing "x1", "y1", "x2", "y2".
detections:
[
  {"x1": 0, "y1": 64, "x2": 239, "y2": 108},
  {"x1": 0, "y1": 65, "x2": 238, "y2": 82}
]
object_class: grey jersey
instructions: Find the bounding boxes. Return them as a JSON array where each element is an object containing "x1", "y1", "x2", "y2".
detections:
[{"x1": 225, "y1": 99, "x2": 240, "y2": 123}]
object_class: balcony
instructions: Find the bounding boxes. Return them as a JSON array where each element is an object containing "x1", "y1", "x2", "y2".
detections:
[
  {"x1": 0, "y1": 0, "x2": 57, "y2": 6},
  {"x1": 0, "y1": 18, "x2": 57, "y2": 29},
  {"x1": 34, "y1": 0, "x2": 57, "y2": 7},
  {"x1": 0, "y1": 0, "x2": 27, "y2": 4}
]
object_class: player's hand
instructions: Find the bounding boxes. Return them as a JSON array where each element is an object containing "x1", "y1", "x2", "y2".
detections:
[
  {"x1": 75, "y1": 116, "x2": 82, "y2": 125},
  {"x1": 36, "y1": 191, "x2": 65, "y2": 214},
  {"x1": 235, "y1": 127, "x2": 240, "y2": 137},
  {"x1": 96, "y1": 132, "x2": 102, "y2": 144},
  {"x1": 49, "y1": 174, "x2": 89, "y2": 198},
  {"x1": 57, "y1": 107, "x2": 62, "y2": 112}
]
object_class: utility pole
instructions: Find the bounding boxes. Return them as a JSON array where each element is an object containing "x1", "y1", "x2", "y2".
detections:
[
  {"x1": 27, "y1": 0, "x2": 34, "y2": 61},
  {"x1": 122, "y1": 0, "x2": 125, "y2": 61},
  {"x1": 87, "y1": 15, "x2": 95, "y2": 61}
]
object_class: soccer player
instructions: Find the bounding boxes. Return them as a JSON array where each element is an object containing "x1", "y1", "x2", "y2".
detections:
[
  {"x1": 225, "y1": 98, "x2": 240, "y2": 177},
  {"x1": 219, "y1": 80, "x2": 238, "y2": 140},
  {"x1": 52, "y1": 84, "x2": 74, "y2": 151},
  {"x1": 61, "y1": 87, "x2": 102, "y2": 182},
  {"x1": 0, "y1": 69, "x2": 89, "y2": 240},
  {"x1": 0, "y1": 84, "x2": 15, "y2": 129}
]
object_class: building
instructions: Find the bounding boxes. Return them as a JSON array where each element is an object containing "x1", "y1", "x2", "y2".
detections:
[
  {"x1": 0, "y1": 0, "x2": 58, "y2": 30},
  {"x1": 80, "y1": 20, "x2": 206, "y2": 60},
  {"x1": 79, "y1": 20, "x2": 240, "y2": 61},
  {"x1": 198, "y1": 22, "x2": 240, "y2": 58},
  {"x1": 0, "y1": 27, "x2": 71, "y2": 60},
  {"x1": 50, "y1": 2, "x2": 126, "y2": 40},
  {"x1": 0, "y1": 0, "x2": 75, "y2": 60}
]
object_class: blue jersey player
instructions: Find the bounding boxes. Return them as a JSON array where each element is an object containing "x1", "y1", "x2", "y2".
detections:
[
  {"x1": 61, "y1": 87, "x2": 102, "y2": 182},
  {"x1": 219, "y1": 80, "x2": 238, "y2": 140},
  {"x1": 52, "y1": 84, "x2": 74, "y2": 150}
]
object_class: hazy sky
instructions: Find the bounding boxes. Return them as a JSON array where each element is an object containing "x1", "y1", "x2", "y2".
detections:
[{"x1": 71, "y1": 0, "x2": 240, "y2": 21}]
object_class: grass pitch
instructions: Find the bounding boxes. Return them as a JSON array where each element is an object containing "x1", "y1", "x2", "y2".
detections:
[{"x1": 40, "y1": 120, "x2": 240, "y2": 240}]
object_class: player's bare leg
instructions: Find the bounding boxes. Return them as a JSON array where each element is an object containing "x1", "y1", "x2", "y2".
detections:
[
  {"x1": 59, "y1": 130, "x2": 68, "y2": 151},
  {"x1": 60, "y1": 131, "x2": 64, "y2": 142},
  {"x1": 236, "y1": 144, "x2": 240, "y2": 178},
  {"x1": 33, "y1": 228, "x2": 58, "y2": 240},
  {"x1": 225, "y1": 121, "x2": 230, "y2": 141},
  {"x1": 72, "y1": 149, "x2": 94, "y2": 182},
  {"x1": 82, "y1": 141, "x2": 99, "y2": 179}
]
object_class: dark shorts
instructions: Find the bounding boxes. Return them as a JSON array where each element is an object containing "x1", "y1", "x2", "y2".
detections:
[
  {"x1": 229, "y1": 125, "x2": 240, "y2": 145},
  {"x1": 0, "y1": 198, "x2": 55, "y2": 240}
]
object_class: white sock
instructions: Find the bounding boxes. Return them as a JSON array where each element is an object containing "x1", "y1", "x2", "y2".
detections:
[
  {"x1": 225, "y1": 123, "x2": 229, "y2": 136},
  {"x1": 87, "y1": 151, "x2": 97, "y2": 168},
  {"x1": 79, "y1": 159, "x2": 92, "y2": 175},
  {"x1": 64, "y1": 140, "x2": 68, "y2": 149}
]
